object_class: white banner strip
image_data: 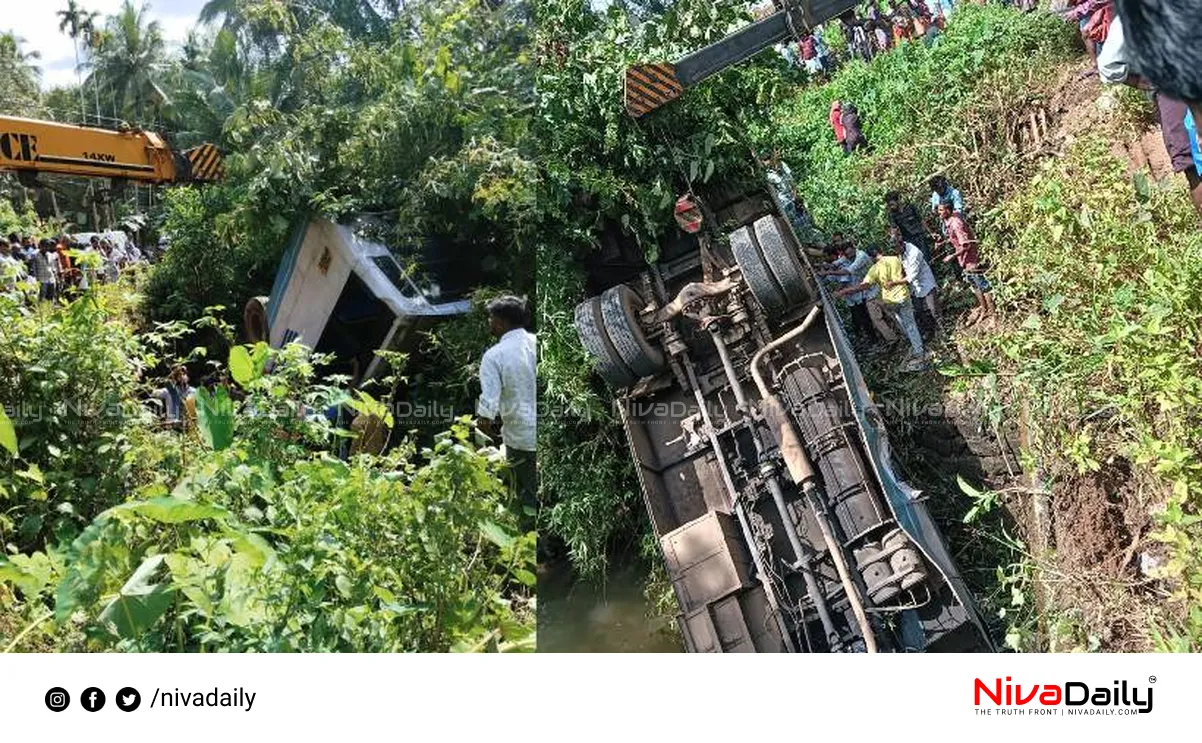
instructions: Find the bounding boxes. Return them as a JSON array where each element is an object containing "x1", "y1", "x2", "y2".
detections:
[{"x1": 0, "y1": 653, "x2": 1189, "y2": 740}]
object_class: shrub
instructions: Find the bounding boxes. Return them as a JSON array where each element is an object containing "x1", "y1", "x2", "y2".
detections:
[{"x1": 0, "y1": 290, "x2": 533, "y2": 652}]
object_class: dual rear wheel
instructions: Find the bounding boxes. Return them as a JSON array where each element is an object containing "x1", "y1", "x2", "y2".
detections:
[
  {"x1": 730, "y1": 215, "x2": 809, "y2": 317},
  {"x1": 575, "y1": 215, "x2": 808, "y2": 387},
  {"x1": 574, "y1": 284, "x2": 665, "y2": 388}
]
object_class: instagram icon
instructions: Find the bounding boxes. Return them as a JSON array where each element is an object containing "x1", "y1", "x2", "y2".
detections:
[{"x1": 44, "y1": 687, "x2": 70, "y2": 712}]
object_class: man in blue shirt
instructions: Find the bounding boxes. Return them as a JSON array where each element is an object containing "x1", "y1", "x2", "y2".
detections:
[
  {"x1": 928, "y1": 174, "x2": 964, "y2": 215},
  {"x1": 818, "y1": 235, "x2": 898, "y2": 343}
]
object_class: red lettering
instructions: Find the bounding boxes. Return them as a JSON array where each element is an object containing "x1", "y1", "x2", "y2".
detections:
[
  {"x1": 1016, "y1": 685, "x2": 1039, "y2": 705},
  {"x1": 975, "y1": 678, "x2": 1002, "y2": 705},
  {"x1": 1040, "y1": 686, "x2": 1062, "y2": 705}
]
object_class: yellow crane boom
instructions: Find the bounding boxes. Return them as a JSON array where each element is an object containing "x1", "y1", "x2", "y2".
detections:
[{"x1": 0, "y1": 115, "x2": 223, "y2": 184}]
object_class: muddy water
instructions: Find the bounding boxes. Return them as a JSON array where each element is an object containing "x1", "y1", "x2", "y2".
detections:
[{"x1": 537, "y1": 560, "x2": 682, "y2": 652}]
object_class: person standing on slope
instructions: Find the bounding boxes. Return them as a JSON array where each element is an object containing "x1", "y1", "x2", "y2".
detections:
[
  {"x1": 830, "y1": 100, "x2": 847, "y2": 151},
  {"x1": 938, "y1": 199, "x2": 996, "y2": 323},
  {"x1": 837, "y1": 241, "x2": 929, "y2": 368}
]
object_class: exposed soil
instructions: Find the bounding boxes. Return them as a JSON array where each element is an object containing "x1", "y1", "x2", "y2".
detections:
[
  {"x1": 1045, "y1": 464, "x2": 1157, "y2": 652},
  {"x1": 882, "y1": 61, "x2": 1175, "y2": 652},
  {"x1": 1119, "y1": 129, "x2": 1177, "y2": 182},
  {"x1": 1054, "y1": 461, "x2": 1139, "y2": 578},
  {"x1": 1048, "y1": 63, "x2": 1110, "y2": 139},
  {"x1": 1046, "y1": 60, "x2": 1177, "y2": 183}
]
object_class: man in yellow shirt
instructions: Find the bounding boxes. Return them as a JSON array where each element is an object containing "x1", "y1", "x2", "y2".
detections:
[{"x1": 836, "y1": 243, "x2": 927, "y2": 363}]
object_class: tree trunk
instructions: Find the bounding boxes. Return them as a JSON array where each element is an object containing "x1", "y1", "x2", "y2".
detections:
[{"x1": 74, "y1": 41, "x2": 86, "y2": 123}]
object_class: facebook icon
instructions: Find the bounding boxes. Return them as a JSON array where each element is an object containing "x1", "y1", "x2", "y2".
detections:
[{"x1": 81, "y1": 687, "x2": 106, "y2": 712}]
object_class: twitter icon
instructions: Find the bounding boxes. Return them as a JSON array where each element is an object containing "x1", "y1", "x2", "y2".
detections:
[{"x1": 116, "y1": 687, "x2": 141, "y2": 712}]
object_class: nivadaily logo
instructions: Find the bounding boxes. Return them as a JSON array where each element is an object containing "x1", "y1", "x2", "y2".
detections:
[{"x1": 974, "y1": 676, "x2": 1154, "y2": 715}]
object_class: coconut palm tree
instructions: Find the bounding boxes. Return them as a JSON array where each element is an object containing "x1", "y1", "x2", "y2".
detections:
[
  {"x1": 57, "y1": 0, "x2": 100, "y2": 122},
  {"x1": 0, "y1": 33, "x2": 42, "y2": 116},
  {"x1": 85, "y1": 0, "x2": 169, "y2": 125}
]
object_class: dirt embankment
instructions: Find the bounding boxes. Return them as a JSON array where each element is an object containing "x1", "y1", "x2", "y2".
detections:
[
  {"x1": 885, "y1": 59, "x2": 1180, "y2": 652},
  {"x1": 1049, "y1": 60, "x2": 1178, "y2": 181}
]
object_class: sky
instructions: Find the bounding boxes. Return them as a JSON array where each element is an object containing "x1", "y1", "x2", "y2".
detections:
[{"x1": 4, "y1": 1, "x2": 208, "y2": 90}]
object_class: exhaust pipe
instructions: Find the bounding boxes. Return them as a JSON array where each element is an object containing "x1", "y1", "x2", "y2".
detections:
[
  {"x1": 751, "y1": 308, "x2": 879, "y2": 654},
  {"x1": 708, "y1": 317, "x2": 842, "y2": 650}
]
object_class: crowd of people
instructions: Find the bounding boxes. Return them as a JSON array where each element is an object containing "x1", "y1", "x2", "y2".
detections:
[
  {"x1": 0, "y1": 231, "x2": 150, "y2": 300},
  {"x1": 759, "y1": 0, "x2": 1202, "y2": 372},
  {"x1": 766, "y1": 154, "x2": 994, "y2": 372},
  {"x1": 840, "y1": 0, "x2": 952, "y2": 61},
  {"x1": 779, "y1": 0, "x2": 1040, "y2": 76}
]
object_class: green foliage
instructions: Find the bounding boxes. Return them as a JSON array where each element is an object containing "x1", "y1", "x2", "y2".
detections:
[
  {"x1": 533, "y1": 0, "x2": 790, "y2": 578},
  {"x1": 0, "y1": 32, "x2": 41, "y2": 117},
  {"x1": 958, "y1": 475, "x2": 1000, "y2": 524},
  {"x1": 194, "y1": 386, "x2": 235, "y2": 451},
  {"x1": 143, "y1": 177, "x2": 285, "y2": 326},
  {"x1": 0, "y1": 199, "x2": 40, "y2": 238},
  {"x1": 145, "y1": 0, "x2": 536, "y2": 328},
  {"x1": 534, "y1": 0, "x2": 781, "y2": 261},
  {"x1": 87, "y1": 0, "x2": 168, "y2": 124},
  {"x1": 8, "y1": 416, "x2": 533, "y2": 652},
  {"x1": 0, "y1": 286, "x2": 153, "y2": 551},
  {"x1": 0, "y1": 284, "x2": 533, "y2": 653},
  {"x1": 749, "y1": 4, "x2": 1078, "y2": 242},
  {"x1": 399, "y1": 288, "x2": 521, "y2": 444},
  {"x1": 961, "y1": 137, "x2": 1202, "y2": 648}
]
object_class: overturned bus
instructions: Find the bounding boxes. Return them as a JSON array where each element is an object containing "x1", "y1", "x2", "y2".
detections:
[
  {"x1": 244, "y1": 218, "x2": 471, "y2": 385},
  {"x1": 574, "y1": 182, "x2": 993, "y2": 653}
]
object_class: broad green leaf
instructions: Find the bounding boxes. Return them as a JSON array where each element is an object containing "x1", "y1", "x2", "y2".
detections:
[
  {"x1": 17, "y1": 464, "x2": 43, "y2": 484},
  {"x1": 108, "y1": 496, "x2": 230, "y2": 525},
  {"x1": 220, "y1": 552, "x2": 266, "y2": 627},
  {"x1": 97, "y1": 555, "x2": 175, "y2": 639},
  {"x1": 479, "y1": 520, "x2": 515, "y2": 549},
  {"x1": 0, "y1": 406, "x2": 16, "y2": 457},
  {"x1": 229, "y1": 531, "x2": 275, "y2": 568},
  {"x1": 195, "y1": 386, "x2": 235, "y2": 451},
  {"x1": 379, "y1": 601, "x2": 426, "y2": 617},
  {"x1": 956, "y1": 475, "x2": 982, "y2": 499},
  {"x1": 250, "y1": 342, "x2": 270, "y2": 377},
  {"x1": 0, "y1": 552, "x2": 56, "y2": 598},
  {"x1": 228, "y1": 345, "x2": 254, "y2": 386}
]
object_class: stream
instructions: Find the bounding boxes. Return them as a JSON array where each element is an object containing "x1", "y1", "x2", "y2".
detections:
[{"x1": 537, "y1": 560, "x2": 682, "y2": 653}]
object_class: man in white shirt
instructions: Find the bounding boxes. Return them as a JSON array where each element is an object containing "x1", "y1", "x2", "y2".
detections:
[
  {"x1": 33, "y1": 239, "x2": 60, "y2": 301},
  {"x1": 477, "y1": 295, "x2": 537, "y2": 525},
  {"x1": 893, "y1": 227, "x2": 942, "y2": 330}
]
